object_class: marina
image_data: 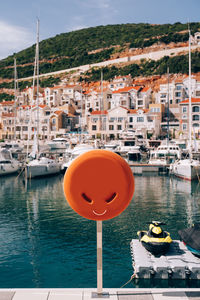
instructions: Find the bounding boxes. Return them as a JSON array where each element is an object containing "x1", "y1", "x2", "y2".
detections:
[{"x1": 0, "y1": 173, "x2": 199, "y2": 289}]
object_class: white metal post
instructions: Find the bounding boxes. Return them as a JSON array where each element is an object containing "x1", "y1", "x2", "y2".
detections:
[{"x1": 97, "y1": 220, "x2": 103, "y2": 294}]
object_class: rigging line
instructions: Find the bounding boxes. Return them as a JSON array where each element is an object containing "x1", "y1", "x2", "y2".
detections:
[{"x1": 120, "y1": 273, "x2": 136, "y2": 288}]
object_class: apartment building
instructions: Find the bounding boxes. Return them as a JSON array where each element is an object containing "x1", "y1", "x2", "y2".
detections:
[
  {"x1": 88, "y1": 106, "x2": 161, "y2": 139},
  {"x1": 108, "y1": 75, "x2": 132, "y2": 91},
  {"x1": 127, "y1": 108, "x2": 160, "y2": 138},
  {"x1": 179, "y1": 98, "x2": 200, "y2": 139}
]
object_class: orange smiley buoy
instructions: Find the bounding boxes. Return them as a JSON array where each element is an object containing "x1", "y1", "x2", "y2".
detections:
[{"x1": 63, "y1": 149, "x2": 135, "y2": 221}]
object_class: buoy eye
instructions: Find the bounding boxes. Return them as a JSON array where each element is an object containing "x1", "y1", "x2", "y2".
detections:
[
  {"x1": 82, "y1": 193, "x2": 92, "y2": 204},
  {"x1": 105, "y1": 192, "x2": 117, "y2": 203}
]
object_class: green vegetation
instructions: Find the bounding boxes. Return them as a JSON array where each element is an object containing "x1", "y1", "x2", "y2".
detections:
[
  {"x1": 0, "y1": 76, "x2": 60, "y2": 91},
  {"x1": 0, "y1": 93, "x2": 14, "y2": 102},
  {"x1": 0, "y1": 22, "x2": 199, "y2": 79},
  {"x1": 83, "y1": 51, "x2": 200, "y2": 82}
]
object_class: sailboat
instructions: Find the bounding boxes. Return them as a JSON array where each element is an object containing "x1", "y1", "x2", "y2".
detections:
[
  {"x1": 170, "y1": 31, "x2": 200, "y2": 181},
  {"x1": 0, "y1": 148, "x2": 20, "y2": 176},
  {"x1": 26, "y1": 20, "x2": 61, "y2": 179}
]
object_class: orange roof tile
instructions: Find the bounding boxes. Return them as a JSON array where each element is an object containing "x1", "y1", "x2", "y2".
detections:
[
  {"x1": 91, "y1": 110, "x2": 108, "y2": 115},
  {"x1": 68, "y1": 113, "x2": 75, "y2": 117},
  {"x1": 2, "y1": 112, "x2": 14, "y2": 117},
  {"x1": 54, "y1": 110, "x2": 63, "y2": 115},
  {"x1": 112, "y1": 86, "x2": 135, "y2": 94},
  {"x1": 180, "y1": 98, "x2": 200, "y2": 104},
  {"x1": 0, "y1": 101, "x2": 14, "y2": 106},
  {"x1": 128, "y1": 108, "x2": 149, "y2": 114}
]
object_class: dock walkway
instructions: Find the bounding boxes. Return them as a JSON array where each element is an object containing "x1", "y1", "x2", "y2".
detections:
[{"x1": 0, "y1": 288, "x2": 200, "y2": 299}]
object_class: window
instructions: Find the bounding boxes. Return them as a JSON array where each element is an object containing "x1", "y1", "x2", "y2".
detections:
[
  {"x1": 193, "y1": 106, "x2": 199, "y2": 112},
  {"x1": 175, "y1": 92, "x2": 181, "y2": 97},
  {"x1": 193, "y1": 123, "x2": 199, "y2": 127},
  {"x1": 109, "y1": 125, "x2": 114, "y2": 130},
  {"x1": 182, "y1": 106, "x2": 187, "y2": 113},
  {"x1": 92, "y1": 118, "x2": 98, "y2": 123},
  {"x1": 176, "y1": 85, "x2": 182, "y2": 90},
  {"x1": 182, "y1": 114, "x2": 187, "y2": 119},
  {"x1": 137, "y1": 117, "x2": 144, "y2": 122},
  {"x1": 117, "y1": 117, "x2": 123, "y2": 122},
  {"x1": 193, "y1": 115, "x2": 199, "y2": 121},
  {"x1": 92, "y1": 125, "x2": 96, "y2": 130},
  {"x1": 129, "y1": 117, "x2": 133, "y2": 122},
  {"x1": 109, "y1": 117, "x2": 115, "y2": 122},
  {"x1": 46, "y1": 111, "x2": 50, "y2": 115},
  {"x1": 138, "y1": 100, "x2": 143, "y2": 106},
  {"x1": 117, "y1": 125, "x2": 122, "y2": 130},
  {"x1": 52, "y1": 118, "x2": 56, "y2": 124},
  {"x1": 176, "y1": 99, "x2": 180, "y2": 104},
  {"x1": 183, "y1": 123, "x2": 187, "y2": 130}
]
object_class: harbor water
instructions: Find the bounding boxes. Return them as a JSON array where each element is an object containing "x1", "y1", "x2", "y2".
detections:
[{"x1": 0, "y1": 173, "x2": 200, "y2": 288}]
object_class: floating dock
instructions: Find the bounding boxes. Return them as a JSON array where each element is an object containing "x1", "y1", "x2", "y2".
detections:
[
  {"x1": 130, "y1": 239, "x2": 200, "y2": 279},
  {"x1": 129, "y1": 164, "x2": 169, "y2": 174}
]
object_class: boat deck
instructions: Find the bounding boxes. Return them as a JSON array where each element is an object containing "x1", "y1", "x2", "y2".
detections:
[
  {"x1": 130, "y1": 239, "x2": 200, "y2": 279},
  {"x1": 1, "y1": 288, "x2": 200, "y2": 299}
]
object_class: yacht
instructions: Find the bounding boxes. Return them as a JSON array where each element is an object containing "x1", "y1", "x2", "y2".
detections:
[
  {"x1": 116, "y1": 139, "x2": 141, "y2": 160},
  {"x1": 170, "y1": 158, "x2": 200, "y2": 181},
  {"x1": 148, "y1": 143, "x2": 181, "y2": 165},
  {"x1": 47, "y1": 138, "x2": 69, "y2": 150},
  {"x1": 26, "y1": 156, "x2": 61, "y2": 179},
  {"x1": 170, "y1": 32, "x2": 200, "y2": 181},
  {"x1": 2, "y1": 141, "x2": 23, "y2": 153},
  {"x1": 0, "y1": 149, "x2": 20, "y2": 176},
  {"x1": 62, "y1": 143, "x2": 94, "y2": 172}
]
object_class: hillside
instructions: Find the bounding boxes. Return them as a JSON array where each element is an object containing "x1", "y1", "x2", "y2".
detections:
[{"x1": 0, "y1": 22, "x2": 200, "y2": 101}]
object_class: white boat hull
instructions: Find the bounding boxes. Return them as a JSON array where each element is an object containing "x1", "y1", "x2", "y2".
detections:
[
  {"x1": 170, "y1": 159, "x2": 200, "y2": 181},
  {"x1": 26, "y1": 158, "x2": 61, "y2": 178},
  {"x1": 0, "y1": 163, "x2": 19, "y2": 176}
]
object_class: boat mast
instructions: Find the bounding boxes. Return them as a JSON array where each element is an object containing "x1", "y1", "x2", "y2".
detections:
[
  {"x1": 100, "y1": 69, "x2": 103, "y2": 142},
  {"x1": 36, "y1": 18, "x2": 40, "y2": 156},
  {"x1": 13, "y1": 58, "x2": 18, "y2": 140},
  {"x1": 167, "y1": 67, "x2": 170, "y2": 146},
  {"x1": 188, "y1": 28, "x2": 192, "y2": 159}
]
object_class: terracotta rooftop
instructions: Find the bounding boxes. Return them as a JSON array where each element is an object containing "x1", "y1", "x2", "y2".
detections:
[
  {"x1": 0, "y1": 101, "x2": 15, "y2": 106},
  {"x1": 91, "y1": 110, "x2": 108, "y2": 115},
  {"x1": 180, "y1": 98, "x2": 200, "y2": 104},
  {"x1": 128, "y1": 108, "x2": 149, "y2": 114}
]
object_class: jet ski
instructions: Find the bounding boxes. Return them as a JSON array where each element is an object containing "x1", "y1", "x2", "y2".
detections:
[
  {"x1": 137, "y1": 221, "x2": 172, "y2": 256},
  {"x1": 178, "y1": 223, "x2": 200, "y2": 257}
]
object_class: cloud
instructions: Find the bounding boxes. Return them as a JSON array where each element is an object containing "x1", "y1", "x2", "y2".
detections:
[{"x1": 0, "y1": 21, "x2": 34, "y2": 59}]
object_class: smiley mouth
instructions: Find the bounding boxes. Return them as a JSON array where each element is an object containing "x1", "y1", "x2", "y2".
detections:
[{"x1": 93, "y1": 209, "x2": 107, "y2": 216}]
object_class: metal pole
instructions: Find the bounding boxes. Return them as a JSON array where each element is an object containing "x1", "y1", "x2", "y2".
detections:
[
  {"x1": 167, "y1": 67, "x2": 170, "y2": 145},
  {"x1": 97, "y1": 220, "x2": 103, "y2": 294}
]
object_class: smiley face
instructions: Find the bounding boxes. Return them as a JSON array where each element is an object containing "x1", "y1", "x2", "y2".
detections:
[{"x1": 63, "y1": 149, "x2": 135, "y2": 221}]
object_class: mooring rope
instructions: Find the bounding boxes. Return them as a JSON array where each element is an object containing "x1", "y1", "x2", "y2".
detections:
[{"x1": 120, "y1": 273, "x2": 136, "y2": 288}]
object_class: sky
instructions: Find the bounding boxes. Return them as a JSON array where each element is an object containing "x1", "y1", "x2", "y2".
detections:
[{"x1": 0, "y1": 0, "x2": 199, "y2": 60}]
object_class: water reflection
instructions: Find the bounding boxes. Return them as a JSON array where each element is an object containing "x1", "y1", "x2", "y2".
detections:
[{"x1": 0, "y1": 174, "x2": 199, "y2": 288}]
